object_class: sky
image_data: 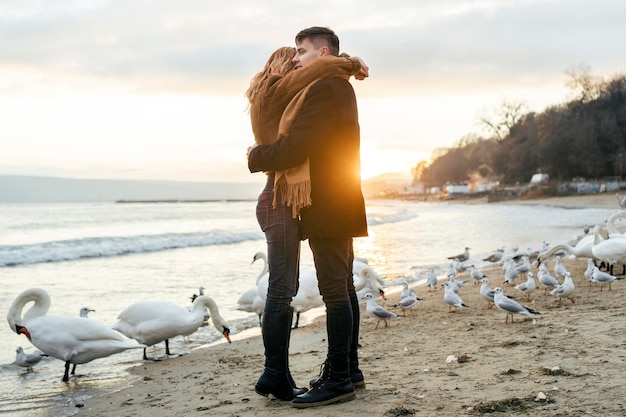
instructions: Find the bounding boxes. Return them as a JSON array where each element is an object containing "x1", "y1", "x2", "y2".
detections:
[{"x1": 1, "y1": 0, "x2": 625, "y2": 184}]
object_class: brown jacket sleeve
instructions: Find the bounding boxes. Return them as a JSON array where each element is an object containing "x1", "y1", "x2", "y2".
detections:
[{"x1": 250, "y1": 55, "x2": 361, "y2": 145}]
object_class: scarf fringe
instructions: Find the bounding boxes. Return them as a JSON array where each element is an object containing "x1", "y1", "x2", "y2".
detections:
[{"x1": 273, "y1": 178, "x2": 312, "y2": 218}]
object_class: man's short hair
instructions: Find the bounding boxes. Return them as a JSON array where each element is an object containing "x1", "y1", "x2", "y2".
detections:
[{"x1": 295, "y1": 26, "x2": 340, "y2": 56}]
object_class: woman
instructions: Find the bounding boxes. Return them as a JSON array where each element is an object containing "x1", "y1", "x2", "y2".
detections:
[{"x1": 245, "y1": 47, "x2": 367, "y2": 401}]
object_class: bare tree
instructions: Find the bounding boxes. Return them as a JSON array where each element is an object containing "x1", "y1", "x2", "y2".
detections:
[
  {"x1": 565, "y1": 63, "x2": 601, "y2": 103},
  {"x1": 478, "y1": 99, "x2": 528, "y2": 143}
]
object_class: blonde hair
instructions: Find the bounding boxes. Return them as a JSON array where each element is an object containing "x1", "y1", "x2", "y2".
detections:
[{"x1": 246, "y1": 46, "x2": 296, "y2": 103}]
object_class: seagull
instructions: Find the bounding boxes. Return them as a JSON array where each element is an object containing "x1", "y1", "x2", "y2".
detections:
[
  {"x1": 554, "y1": 256, "x2": 569, "y2": 279},
  {"x1": 482, "y1": 248, "x2": 504, "y2": 263},
  {"x1": 452, "y1": 257, "x2": 468, "y2": 276},
  {"x1": 394, "y1": 292, "x2": 421, "y2": 316},
  {"x1": 479, "y1": 278, "x2": 495, "y2": 309},
  {"x1": 538, "y1": 263, "x2": 560, "y2": 294},
  {"x1": 515, "y1": 255, "x2": 531, "y2": 280},
  {"x1": 503, "y1": 258, "x2": 519, "y2": 285},
  {"x1": 112, "y1": 295, "x2": 231, "y2": 360},
  {"x1": 444, "y1": 273, "x2": 465, "y2": 294},
  {"x1": 550, "y1": 271, "x2": 575, "y2": 305},
  {"x1": 470, "y1": 265, "x2": 486, "y2": 284},
  {"x1": 426, "y1": 268, "x2": 439, "y2": 290},
  {"x1": 79, "y1": 307, "x2": 95, "y2": 318},
  {"x1": 447, "y1": 247, "x2": 470, "y2": 262},
  {"x1": 442, "y1": 282, "x2": 468, "y2": 312},
  {"x1": 362, "y1": 293, "x2": 400, "y2": 329},
  {"x1": 14, "y1": 346, "x2": 48, "y2": 370},
  {"x1": 590, "y1": 266, "x2": 622, "y2": 291},
  {"x1": 7, "y1": 288, "x2": 146, "y2": 382},
  {"x1": 514, "y1": 272, "x2": 537, "y2": 302},
  {"x1": 493, "y1": 287, "x2": 540, "y2": 324},
  {"x1": 399, "y1": 280, "x2": 413, "y2": 300}
]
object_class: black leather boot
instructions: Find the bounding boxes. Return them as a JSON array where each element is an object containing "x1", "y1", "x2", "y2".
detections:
[
  {"x1": 255, "y1": 309, "x2": 306, "y2": 400},
  {"x1": 309, "y1": 293, "x2": 365, "y2": 389},
  {"x1": 292, "y1": 359, "x2": 355, "y2": 408}
]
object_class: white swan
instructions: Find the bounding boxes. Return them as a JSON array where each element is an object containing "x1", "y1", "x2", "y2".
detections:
[
  {"x1": 234, "y1": 252, "x2": 268, "y2": 325},
  {"x1": 290, "y1": 268, "x2": 324, "y2": 328},
  {"x1": 7, "y1": 288, "x2": 146, "y2": 381},
  {"x1": 538, "y1": 235, "x2": 596, "y2": 263},
  {"x1": 591, "y1": 224, "x2": 626, "y2": 274},
  {"x1": 112, "y1": 295, "x2": 231, "y2": 360}
]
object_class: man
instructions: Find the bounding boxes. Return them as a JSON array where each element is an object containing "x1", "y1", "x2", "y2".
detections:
[{"x1": 248, "y1": 26, "x2": 368, "y2": 408}]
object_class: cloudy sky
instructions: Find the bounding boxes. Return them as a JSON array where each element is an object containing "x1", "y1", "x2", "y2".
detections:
[{"x1": 1, "y1": 0, "x2": 624, "y2": 183}]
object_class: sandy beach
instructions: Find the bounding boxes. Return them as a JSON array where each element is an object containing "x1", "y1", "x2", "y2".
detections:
[{"x1": 78, "y1": 193, "x2": 626, "y2": 417}]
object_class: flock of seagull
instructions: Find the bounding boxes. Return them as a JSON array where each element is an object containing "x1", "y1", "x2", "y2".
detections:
[{"x1": 8, "y1": 207, "x2": 625, "y2": 383}]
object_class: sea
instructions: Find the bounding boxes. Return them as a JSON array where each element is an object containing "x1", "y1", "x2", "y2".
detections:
[{"x1": 0, "y1": 198, "x2": 616, "y2": 416}]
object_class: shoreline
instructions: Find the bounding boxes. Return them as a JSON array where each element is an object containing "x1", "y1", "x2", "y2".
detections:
[{"x1": 77, "y1": 193, "x2": 625, "y2": 417}]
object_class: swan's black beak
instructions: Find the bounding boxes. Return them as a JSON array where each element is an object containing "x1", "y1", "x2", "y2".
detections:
[
  {"x1": 379, "y1": 289, "x2": 387, "y2": 300},
  {"x1": 223, "y1": 327, "x2": 232, "y2": 343},
  {"x1": 16, "y1": 325, "x2": 31, "y2": 340}
]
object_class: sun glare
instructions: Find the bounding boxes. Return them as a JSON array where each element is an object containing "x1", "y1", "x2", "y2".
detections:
[{"x1": 359, "y1": 141, "x2": 426, "y2": 180}]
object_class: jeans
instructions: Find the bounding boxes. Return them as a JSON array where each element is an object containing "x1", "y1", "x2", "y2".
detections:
[
  {"x1": 308, "y1": 237, "x2": 356, "y2": 363},
  {"x1": 256, "y1": 176, "x2": 300, "y2": 314}
]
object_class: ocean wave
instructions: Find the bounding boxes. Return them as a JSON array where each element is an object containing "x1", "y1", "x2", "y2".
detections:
[
  {"x1": 0, "y1": 230, "x2": 264, "y2": 267},
  {"x1": 367, "y1": 209, "x2": 418, "y2": 226}
]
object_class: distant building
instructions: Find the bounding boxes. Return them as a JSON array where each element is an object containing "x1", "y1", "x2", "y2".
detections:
[
  {"x1": 530, "y1": 173, "x2": 549, "y2": 184},
  {"x1": 445, "y1": 183, "x2": 469, "y2": 197}
]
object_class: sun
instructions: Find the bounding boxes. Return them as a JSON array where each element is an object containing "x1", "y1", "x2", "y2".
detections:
[{"x1": 359, "y1": 141, "x2": 427, "y2": 180}]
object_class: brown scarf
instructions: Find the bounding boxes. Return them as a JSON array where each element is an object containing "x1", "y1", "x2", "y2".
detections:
[{"x1": 273, "y1": 82, "x2": 316, "y2": 218}]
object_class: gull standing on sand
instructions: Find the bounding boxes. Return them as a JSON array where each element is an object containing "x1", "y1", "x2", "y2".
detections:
[
  {"x1": 483, "y1": 247, "x2": 504, "y2": 263},
  {"x1": 515, "y1": 255, "x2": 531, "y2": 280},
  {"x1": 554, "y1": 256, "x2": 569, "y2": 279},
  {"x1": 550, "y1": 271, "x2": 576, "y2": 305},
  {"x1": 394, "y1": 291, "x2": 421, "y2": 316},
  {"x1": 514, "y1": 272, "x2": 537, "y2": 301},
  {"x1": 448, "y1": 247, "x2": 470, "y2": 262},
  {"x1": 453, "y1": 257, "x2": 468, "y2": 276},
  {"x1": 442, "y1": 282, "x2": 468, "y2": 312},
  {"x1": 590, "y1": 266, "x2": 622, "y2": 291},
  {"x1": 470, "y1": 265, "x2": 486, "y2": 284},
  {"x1": 14, "y1": 346, "x2": 48, "y2": 370},
  {"x1": 362, "y1": 293, "x2": 400, "y2": 329},
  {"x1": 503, "y1": 258, "x2": 519, "y2": 285},
  {"x1": 538, "y1": 263, "x2": 561, "y2": 294},
  {"x1": 493, "y1": 287, "x2": 540, "y2": 324},
  {"x1": 426, "y1": 268, "x2": 439, "y2": 290},
  {"x1": 479, "y1": 278, "x2": 496, "y2": 309}
]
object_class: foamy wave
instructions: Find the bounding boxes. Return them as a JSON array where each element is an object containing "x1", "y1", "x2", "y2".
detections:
[
  {"x1": 367, "y1": 210, "x2": 417, "y2": 226},
  {"x1": 0, "y1": 230, "x2": 264, "y2": 267}
]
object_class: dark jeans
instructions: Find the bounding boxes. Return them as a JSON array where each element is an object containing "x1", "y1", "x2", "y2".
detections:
[
  {"x1": 256, "y1": 177, "x2": 300, "y2": 314},
  {"x1": 308, "y1": 237, "x2": 356, "y2": 363}
]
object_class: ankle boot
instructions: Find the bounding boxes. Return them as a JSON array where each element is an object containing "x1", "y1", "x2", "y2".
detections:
[
  {"x1": 292, "y1": 359, "x2": 355, "y2": 408},
  {"x1": 309, "y1": 357, "x2": 364, "y2": 389}
]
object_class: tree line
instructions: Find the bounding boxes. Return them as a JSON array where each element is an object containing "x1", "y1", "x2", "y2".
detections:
[{"x1": 413, "y1": 67, "x2": 626, "y2": 190}]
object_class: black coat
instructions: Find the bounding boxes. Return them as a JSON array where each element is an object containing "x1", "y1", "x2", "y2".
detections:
[{"x1": 248, "y1": 77, "x2": 368, "y2": 239}]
